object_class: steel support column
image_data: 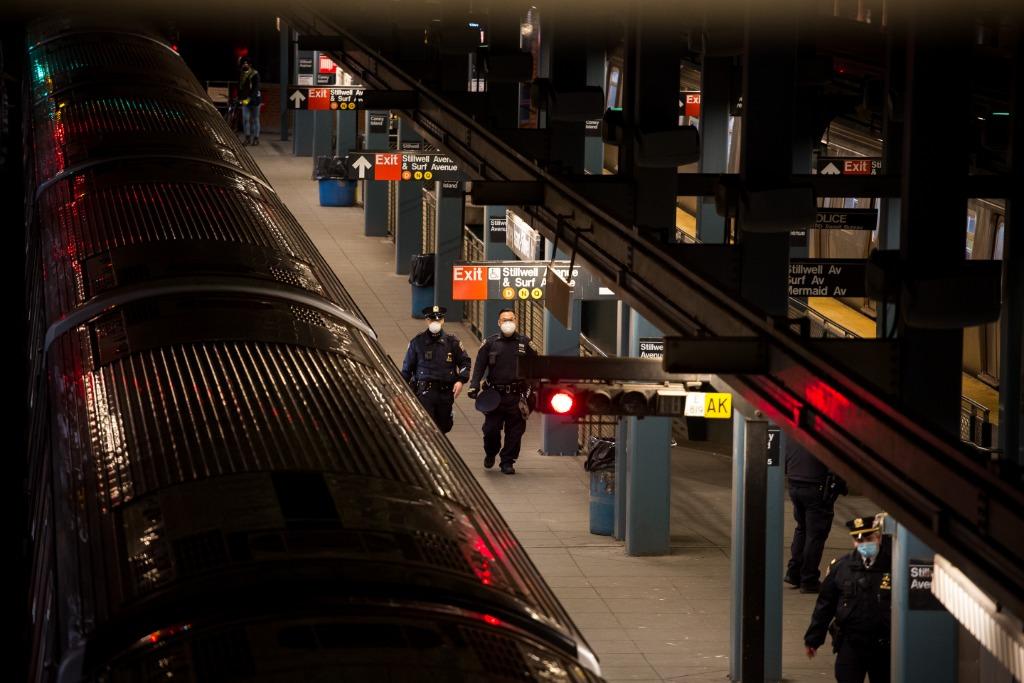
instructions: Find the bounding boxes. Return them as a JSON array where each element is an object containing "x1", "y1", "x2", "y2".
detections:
[
  {"x1": 482, "y1": 205, "x2": 515, "y2": 337},
  {"x1": 394, "y1": 120, "x2": 423, "y2": 275},
  {"x1": 363, "y1": 110, "x2": 389, "y2": 236},
  {"x1": 541, "y1": 244, "x2": 581, "y2": 455},
  {"x1": 335, "y1": 109, "x2": 358, "y2": 157},
  {"x1": 292, "y1": 49, "x2": 315, "y2": 156},
  {"x1": 624, "y1": 311, "x2": 671, "y2": 556},
  {"x1": 584, "y1": 46, "x2": 605, "y2": 175},
  {"x1": 729, "y1": 412, "x2": 769, "y2": 681},
  {"x1": 737, "y1": 8, "x2": 796, "y2": 317},
  {"x1": 890, "y1": 11, "x2": 970, "y2": 681},
  {"x1": 614, "y1": 299, "x2": 631, "y2": 541},
  {"x1": 279, "y1": 22, "x2": 291, "y2": 142},
  {"x1": 1000, "y1": 29, "x2": 1023, "y2": 467},
  {"x1": 311, "y1": 110, "x2": 334, "y2": 160},
  {"x1": 620, "y1": 5, "x2": 682, "y2": 243},
  {"x1": 434, "y1": 182, "x2": 464, "y2": 322},
  {"x1": 697, "y1": 55, "x2": 730, "y2": 243}
]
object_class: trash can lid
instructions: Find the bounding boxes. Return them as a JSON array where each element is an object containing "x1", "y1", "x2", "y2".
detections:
[{"x1": 474, "y1": 389, "x2": 501, "y2": 413}]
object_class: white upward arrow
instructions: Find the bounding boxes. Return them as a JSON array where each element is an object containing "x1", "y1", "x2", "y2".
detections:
[
  {"x1": 289, "y1": 90, "x2": 306, "y2": 109},
  {"x1": 820, "y1": 162, "x2": 841, "y2": 175},
  {"x1": 351, "y1": 156, "x2": 372, "y2": 179}
]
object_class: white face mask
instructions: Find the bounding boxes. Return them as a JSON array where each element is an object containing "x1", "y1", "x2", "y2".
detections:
[
  {"x1": 428, "y1": 321, "x2": 443, "y2": 334},
  {"x1": 500, "y1": 321, "x2": 516, "y2": 335}
]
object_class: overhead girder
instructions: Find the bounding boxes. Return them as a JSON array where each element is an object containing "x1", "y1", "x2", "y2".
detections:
[{"x1": 284, "y1": 5, "x2": 1024, "y2": 618}]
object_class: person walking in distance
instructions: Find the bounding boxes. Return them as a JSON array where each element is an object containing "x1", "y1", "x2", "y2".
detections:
[
  {"x1": 467, "y1": 309, "x2": 537, "y2": 475},
  {"x1": 785, "y1": 439, "x2": 847, "y2": 593},
  {"x1": 401, "y1": 306, "x2": 471, "y2": 433},
  {"x1": 238, "y1": 57, "x2": 261, "y2": 146}
]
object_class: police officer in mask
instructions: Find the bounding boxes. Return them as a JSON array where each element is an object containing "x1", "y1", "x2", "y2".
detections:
[
  {"x1": 467, "y1": 309, "x2": 537, "y2": 474},
  {"x1": 401, "y1": 306, "x2": 472, "y2": 434},
  {"x1": 804, "y1": 514, "x2": 892, "y2": 683}
]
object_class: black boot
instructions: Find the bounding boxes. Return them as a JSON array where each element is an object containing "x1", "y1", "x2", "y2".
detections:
[{"x1": 244, "y1": 135, "x2": 251, "y2": 145}]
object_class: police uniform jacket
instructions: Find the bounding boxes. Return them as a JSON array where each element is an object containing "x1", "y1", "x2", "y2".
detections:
[
  {"x1": 469, "y1": 332, "x2": 536, "y2": 389},
  {"x1": 785, "y1": 441, "x2": 829, "y2": 484},
  {"x1": 805, "y1": 535, "x2": 893, "y2": 650},
  {"x1": 401, "y1": 331, "x2": 471, "y2": 385}
]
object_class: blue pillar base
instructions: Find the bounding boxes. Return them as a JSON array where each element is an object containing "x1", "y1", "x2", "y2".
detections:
[{"x1": 411, "y1": 285, "x2": 434, "y2": 317}]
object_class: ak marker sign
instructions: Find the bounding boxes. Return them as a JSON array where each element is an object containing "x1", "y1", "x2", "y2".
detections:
[{"x1": 684, "y1": 392, "x2": 733, "y2": 419}]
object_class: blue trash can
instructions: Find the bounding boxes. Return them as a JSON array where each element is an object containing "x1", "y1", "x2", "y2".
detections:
[
  {"x1": 411, "y1": 284, "x2": 435, "y2": 317},
  {"x1": 589, "y1": 470, "x2": 615, "y2": 536},
  {"x1": 318, "y1": 178, "x2": 355, "y2": 207}
]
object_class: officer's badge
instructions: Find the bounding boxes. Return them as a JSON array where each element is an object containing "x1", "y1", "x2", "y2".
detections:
[
  {"x1": 825, "y1": 557, "x2": 837, "y2": 577},
  {"x1": 880, "y1": 573, "x2": 891, "y2": 590},
  {"x1": 517, "y1": 343, "x2": 525, "y2": 353},
  {"x1": 854, "y1": 518, "x2": 864, "y2": 529},
  {"x1": 446, "y1": 352, "x2": 453, "y2": 362}
]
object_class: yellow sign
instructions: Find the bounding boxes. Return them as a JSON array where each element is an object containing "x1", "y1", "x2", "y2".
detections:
[
  {"x1": 424, "y1": 171, "x2": 433, "y2": 180},
  {"x1": 501, "y1": 287, "x2": 516, "y2": 300},
  {"x1": 413, "y1": 171, "x2": 423, "y2": 180},
  {"x1": 704, "y1": 393, "x2": 732, "y2": 419},
  {"x1": 530, "y1": 287, "x2": 543, "y2": 300},
  {"x1": 684, "y1": 391, "x2": 732, "y2": 419},
  {"x1": 518, "y1": 287, "x2": 530, "y2": 299}
]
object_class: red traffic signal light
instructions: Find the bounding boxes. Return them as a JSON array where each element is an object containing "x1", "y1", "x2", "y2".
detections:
[{"x1": 548, "y1": 389, "x2": 575, "y2": 414}]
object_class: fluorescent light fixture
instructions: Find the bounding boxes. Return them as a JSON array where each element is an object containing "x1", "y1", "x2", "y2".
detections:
[{"x1": 932, "y1": 555, "x2": 1024, "y2": 680}]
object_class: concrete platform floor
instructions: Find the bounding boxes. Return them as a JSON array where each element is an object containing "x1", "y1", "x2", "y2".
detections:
[{"x1": 252, "y1": 140, "x2": 878, "y2": 682}]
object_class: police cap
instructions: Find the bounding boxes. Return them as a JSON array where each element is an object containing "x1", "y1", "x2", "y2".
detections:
[
  {"x1": 846, "y1": 515, "x2": 881, "y2": 539},
  {"x1": 474, "y1": 388, "x2": 501, "y2": 413},
  {"x1": 422, "y1": 305, "x2": 447, "y2": 320}
]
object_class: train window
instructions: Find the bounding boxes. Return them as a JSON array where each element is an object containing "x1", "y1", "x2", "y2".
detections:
[
  {"x1": 606, "y1": 67, "x2": 620, "y2": 109},
  {"x1": 965, "y1": 210, "x2": 978, "y2": 259},
  {"x1": 993, "y1": 217, "x2": 1005, "y2": 260}
]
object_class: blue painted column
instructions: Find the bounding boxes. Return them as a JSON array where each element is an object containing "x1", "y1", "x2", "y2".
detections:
[
  {"x1": 311, "y1": 110, "x2": 334, "y2": 160},
  {"x1": 892, "y1": 525, "x2": 957, "y2": 683},
  {"x1": 613, "y1": 300, "x2": 631, "y2": 541},
  {"x1": 394, "y1": 120, "x2": 423, "y2": 276},
  {"x1": 292, "y1": 50, "x2": 315, "y2": 157},
  {"x1": 433, "y1": 181, "x2": 464, "y2": 322},
  {"x1": 696, "y1": 56, "x2": 729, "y2": 243},
  {"x1": 482, "y1": 205, "x2": 514, "y2": 337},
  {"x1": 729, "y1": 408, "x2": 780, "y2": 682},
  {"x1": 729, "y1": 414, "x2": 747, "y2": 683},
  {"x1": 541, "y1": 241, "x2": 582, "y2": 456},
  {"x1": 278, "y1": 24, "x2": 291, "y2": 142},
  {"x1": 584, "y1": 46, "x2": 605, "y2": 175},
  {"x1": 335, "y1": 109, "x2": 358, "y2": 157},
  {"x1": 363, "y1": 110, "x2": 389, "y2": 237},
  {"x1": 763, "y1": 429, "x2": 785, "y2": 683},
  {"x1": 624, "y1": 310, "x2": 671, "y2": 556}
]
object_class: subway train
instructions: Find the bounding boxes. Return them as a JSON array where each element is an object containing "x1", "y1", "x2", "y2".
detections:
[{"x1": 23, "y1": 17, "x2": 601, "y2": 682}]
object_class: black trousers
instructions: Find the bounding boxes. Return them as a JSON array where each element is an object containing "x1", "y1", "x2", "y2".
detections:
[
  {"x1": 835, "y1": 639, "x2": 890, "y2": 683},
  {"x1": 787, "y1": 482, "x2": 834, "y2": 585},
  {"x1": 415, "y1": 387, "x2": 455, "y2": 433},
  {"x1": 482, "y1": 393, "x2": 527, "y2": 465}
]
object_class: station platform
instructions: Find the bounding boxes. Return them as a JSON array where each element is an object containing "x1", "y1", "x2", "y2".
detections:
[{"x1": 254, "y1": 141, "x2": 877, "y2": 682}]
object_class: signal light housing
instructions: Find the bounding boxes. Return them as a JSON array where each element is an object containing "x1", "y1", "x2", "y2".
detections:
[{"x1": 533, "y1": 383, "x2": 697, "y2": 418}]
